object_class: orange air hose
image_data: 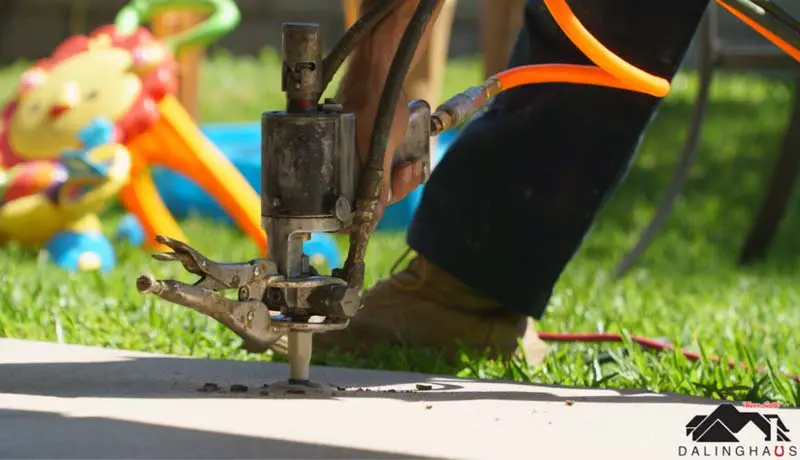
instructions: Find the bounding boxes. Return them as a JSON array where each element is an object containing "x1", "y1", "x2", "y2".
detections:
[
  {"x1": 472, "y1": 0, "x2": 799, "y2": 112},
  {"x1": 430, "y1": 0, "x2": 674, "y2": 133},
  {"x1": 493, "y1": 0, "x2": 672, "y2": 98},
  {"x1": 431, "y1": 0, "x2": 798, "y2": 133}
]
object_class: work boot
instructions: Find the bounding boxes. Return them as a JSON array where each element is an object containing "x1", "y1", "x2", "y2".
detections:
[{"x1": 269, "y1": 254, "x2": 549, "y2": 365}]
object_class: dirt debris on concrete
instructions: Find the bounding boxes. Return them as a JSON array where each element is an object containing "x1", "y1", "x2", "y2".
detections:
[
  {"x1": 194, "y1": 381, "x2": 442, "y2": 398},
  {"x1": 198, "y1": 382, "x2": 222, "y2": 393}
]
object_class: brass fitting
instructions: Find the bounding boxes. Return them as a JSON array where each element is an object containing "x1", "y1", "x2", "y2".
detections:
[{"x1": 430, "y1": 77, "x2": 503, "y2": 135}]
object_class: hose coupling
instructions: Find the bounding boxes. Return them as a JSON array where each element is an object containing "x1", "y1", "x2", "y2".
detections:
[{"x1": 430, "y1": 77, "x2": 503, "y2": 135}]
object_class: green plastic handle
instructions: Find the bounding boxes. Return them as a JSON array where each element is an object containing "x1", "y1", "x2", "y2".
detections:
[{"x1": 114, "y1": 0, "x2": 240, "y2": 54}]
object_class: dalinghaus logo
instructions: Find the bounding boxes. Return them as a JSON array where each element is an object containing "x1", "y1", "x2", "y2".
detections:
[{"x1": 678, "y1": 403, "x2": 797, "y2": 457}]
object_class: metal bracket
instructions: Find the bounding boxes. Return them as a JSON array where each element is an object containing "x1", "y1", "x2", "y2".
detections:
[{"x1": 393, "y1": 99, "x2": 432, "y2": 183}]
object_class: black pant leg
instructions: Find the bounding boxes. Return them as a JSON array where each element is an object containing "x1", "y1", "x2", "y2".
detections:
[{"x1": 406, "y1": 0, "x2": 710, "y2": 318}]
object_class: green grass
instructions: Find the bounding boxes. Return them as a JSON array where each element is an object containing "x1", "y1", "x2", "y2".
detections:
[{"x1": 1, "y1": 50, "x2": 799, "y2": 405}]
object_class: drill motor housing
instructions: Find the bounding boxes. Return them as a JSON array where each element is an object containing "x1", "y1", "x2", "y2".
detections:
[{"x1": 255, "y1": 23, "x2": 362, "y2": 324}]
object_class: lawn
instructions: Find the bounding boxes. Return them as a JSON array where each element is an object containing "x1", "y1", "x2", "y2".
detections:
[{"x1": 1, "y1": 50, "x2": 799, "y2": 406}]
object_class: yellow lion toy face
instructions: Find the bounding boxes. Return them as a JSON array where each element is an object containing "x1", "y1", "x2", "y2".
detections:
[
  {"x1": 9, "y1": 46, "x2": 142, "y2": 161},
  {"x1": 0, "y1": 25, "x2": 176, "y2": 169}
]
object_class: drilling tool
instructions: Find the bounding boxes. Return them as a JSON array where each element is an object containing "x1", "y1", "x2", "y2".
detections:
[{"x1": 136, "y1": 18, "x2": 434, "y2": 391}]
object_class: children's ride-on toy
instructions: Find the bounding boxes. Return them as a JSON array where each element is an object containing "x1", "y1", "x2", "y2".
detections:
[{"x1": 0, "y1": 0, "x2": 274, "y2": 270}]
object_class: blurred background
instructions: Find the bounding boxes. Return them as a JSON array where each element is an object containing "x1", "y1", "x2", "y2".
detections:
[{"x1": 0, "y1": 0, "x2": 793, "y2": 63}]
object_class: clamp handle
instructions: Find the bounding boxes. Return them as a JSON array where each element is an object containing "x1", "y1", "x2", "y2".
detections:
[{"x1": 392, "y1": 99, "x2": 432, "y2": 183}]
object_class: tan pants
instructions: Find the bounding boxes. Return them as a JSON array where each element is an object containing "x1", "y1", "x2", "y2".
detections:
[
  {"x1": 342, "y1": 0, "x2": 457, "y2": 107},
  {"x1": 402, "y1": 0, "x2": 526, "y2": 100},
  {"x1": 151, "y1": 11, "x2": 205, "y2": 120},
  {"x1": 480, "y1": 0, "x2": 525, "y2": 79},
  {"x1": 403, "y1": 0, "x2": 458, "y2": 107},
  {"x1": 342, "y1": 0, "x2": 523, "y2": 129}
]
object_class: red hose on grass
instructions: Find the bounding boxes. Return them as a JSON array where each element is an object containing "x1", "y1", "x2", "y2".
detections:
[{"x1": 537, "y1": 331, "x2": 800, "y2": 382}]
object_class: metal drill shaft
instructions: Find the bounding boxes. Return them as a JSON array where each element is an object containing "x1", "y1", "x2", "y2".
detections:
[{"x1": 288, "y1": 331, "x2": 313, "y2": 382}]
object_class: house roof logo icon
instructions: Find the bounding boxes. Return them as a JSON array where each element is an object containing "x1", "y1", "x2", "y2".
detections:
[{"x1": 686, "y1": 403, "x2": 791, "y2": 443}]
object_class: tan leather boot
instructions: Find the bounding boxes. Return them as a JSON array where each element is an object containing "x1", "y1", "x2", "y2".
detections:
[{"x1": 270, "y1": 254, "x2": 548, "y2": 365}]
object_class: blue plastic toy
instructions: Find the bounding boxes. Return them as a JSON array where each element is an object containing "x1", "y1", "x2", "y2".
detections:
[
  {"x1": 303, "y1": 232, "x2": 342, "y2": 269},
  {"x1": 115, "y1": 212, "x2": 146, "y2": 247},
  {"x1": 60, "y1": 118, "x2": 119, "y2": 180},
  {"x1": 45, "y1": 230, "x2": 116, "y2": 272}
]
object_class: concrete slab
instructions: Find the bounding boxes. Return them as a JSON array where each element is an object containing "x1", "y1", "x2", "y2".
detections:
[{"x1": 0, "y1": 338, "x2": 797, "y2": 459}]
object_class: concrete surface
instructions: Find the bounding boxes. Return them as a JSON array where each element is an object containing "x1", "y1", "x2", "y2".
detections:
[{"x1": 0, "y1": 338, "x2": 797, "y2": 459}]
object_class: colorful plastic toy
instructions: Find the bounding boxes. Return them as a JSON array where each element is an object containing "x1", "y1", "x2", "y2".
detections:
[
  {"x1": 0, "y1": 0, "x2": 268, "y2": 262},
  {"x1": 0, "y1": 118, "x2": 132, "y2": 271}
]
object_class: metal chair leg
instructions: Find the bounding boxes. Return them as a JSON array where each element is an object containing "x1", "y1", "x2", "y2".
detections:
[
  {"x1": 614, "y1": 13, "x2": 716, "y2": 278},
  {"x1": 738, "y1": 77, "x2": 800, "y2": 265}
]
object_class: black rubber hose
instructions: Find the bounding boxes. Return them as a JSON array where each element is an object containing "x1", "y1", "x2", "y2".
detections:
[
  {"x1": 615, "y1": 51, "x2": 714, "y2": 278},
  {"x1": 342, "y1": 0, "x2": 440, "y2": 288},
  {"x1": 614, "y1": 14, "x2": 716, "y2": 278},
  {"x1": 750, "y1": 0, "x2": 800, "y2": 35},
  {"x1": 722, "y1": 0, "x2": 800, "y2": 50},
  {"x1": 319, "y1": 0, "x2": 407, "y2": 99},
  {"x1": 364, "y1": 0, "x2": 439, "y2": 189}
]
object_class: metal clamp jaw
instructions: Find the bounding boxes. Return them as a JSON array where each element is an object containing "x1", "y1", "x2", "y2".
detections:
[
  {"x1": 393, "y1": 98, "x2": 433, "y2": 183},
  {"x1": 136, "y1": 236, "x2": 361, "y2": 354}
]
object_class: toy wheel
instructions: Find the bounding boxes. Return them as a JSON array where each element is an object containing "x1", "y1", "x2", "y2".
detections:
[
  {"x1": 303, "y1": 233, "x2": 342, "y2": 271},
  {"x1": 45, "y1": 231, "x2": 116, "y2": 272},
  {"x1": 115, "y1": 213, "x2": 146, "y2": 247}
]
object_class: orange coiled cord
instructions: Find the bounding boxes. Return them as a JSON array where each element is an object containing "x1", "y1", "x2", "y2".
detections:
[{"x1": 491, "y1": 0, "x2": 799, "y2": 97}]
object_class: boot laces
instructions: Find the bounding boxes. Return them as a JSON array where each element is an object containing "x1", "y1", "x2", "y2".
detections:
[{"x1": 388, "y1": 247, "x2": 430, "y2": 291}]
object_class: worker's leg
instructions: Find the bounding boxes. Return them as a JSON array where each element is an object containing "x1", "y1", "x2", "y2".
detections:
[
  {"x1": 480, "y1": 0, "x2": 525, "y2": 80},
  {"x1": 404, "y1": 0, "x2": 458, "y2": 158},
  {"x1": 315, "y1": 0, "x2": 711, "y2": 361},
  {"x1": 404, "y1": 0, "x2": 457, "y2": 107},
  {"x1": 408, "y1": 0, "x2": 711, "y2": 316}
]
